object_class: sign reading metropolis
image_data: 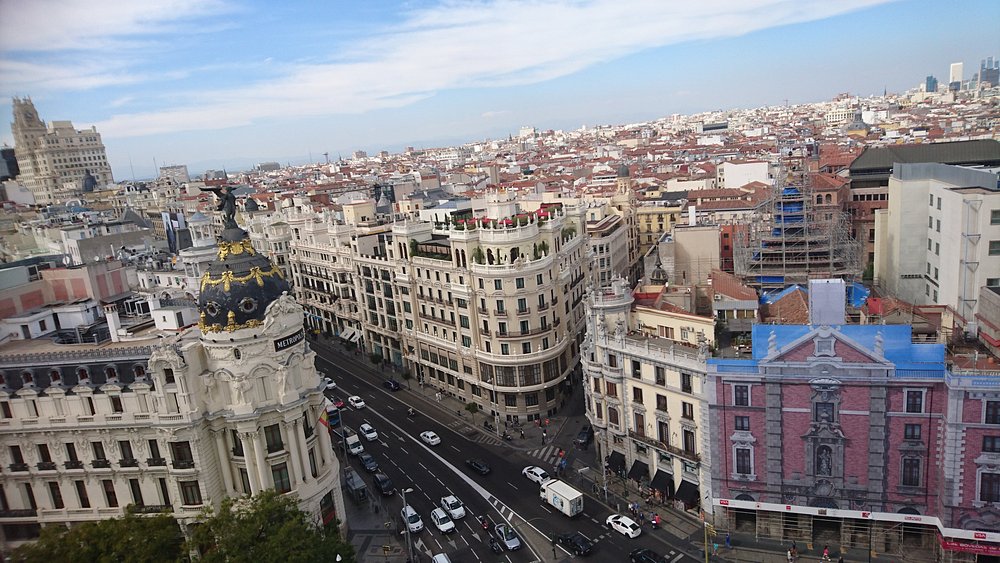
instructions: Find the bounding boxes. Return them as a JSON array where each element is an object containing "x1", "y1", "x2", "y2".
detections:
[{"x1": 274, "y1": 329, "x2": 305, "y2": 352}]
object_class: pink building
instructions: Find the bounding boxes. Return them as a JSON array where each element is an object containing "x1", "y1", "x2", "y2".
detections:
[{"x1": 709, "y1": 323, "x2": 1000, "y2": 563}]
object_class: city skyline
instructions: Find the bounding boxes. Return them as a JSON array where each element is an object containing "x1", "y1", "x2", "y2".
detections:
[{"x1": 1, "y1": 0, "x2": 998, "y2": 179}]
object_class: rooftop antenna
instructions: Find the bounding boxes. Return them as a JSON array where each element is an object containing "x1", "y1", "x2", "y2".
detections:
[
  {"x1": 323, "y1": 152, "x2": 330, "y2": 164},
  {"x1": 128, "y1": 155, "x2": 136, "y2": 181}
]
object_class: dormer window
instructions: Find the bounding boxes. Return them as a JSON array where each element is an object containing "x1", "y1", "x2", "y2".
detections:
[
  {"x1": 105, "y1": 367, "x2": 118, "y2": 381},
  {"x1": 77, "y1": 368, "x2": 90, "y2": 382},
  {"x1": 133, "y1": 365, "x2": 145, "y2": 378},
  {"x1": 22, "y1": 372, "x2": 33, "y2": 385},
  {"x1": 50, "y1": 370, "x2": 61, "y2": 382},
  {"x1": 164, "y1": 368, "x2": 175, "y2": 385}
]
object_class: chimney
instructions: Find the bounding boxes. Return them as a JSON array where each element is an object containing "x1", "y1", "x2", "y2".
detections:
[{"x1": 104, "y1": 304, "x2": 122, "y2": 342}]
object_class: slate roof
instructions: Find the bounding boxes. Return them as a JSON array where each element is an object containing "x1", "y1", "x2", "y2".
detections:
[{"x1": 849, "y1": 139, "x2": 1000, "y2": 173}]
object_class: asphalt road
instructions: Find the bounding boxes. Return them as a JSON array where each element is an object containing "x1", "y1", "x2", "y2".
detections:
[{"x1": 315, "y1": 344, "x2": 702, "y2": 562}]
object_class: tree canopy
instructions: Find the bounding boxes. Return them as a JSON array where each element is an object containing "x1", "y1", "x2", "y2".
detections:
[
  {"x1": 187, "y1": 490, "x2": 354, "y2": 563},
  {"x1": 11, "y1": 511, "x2": 184, "y2": 563}
]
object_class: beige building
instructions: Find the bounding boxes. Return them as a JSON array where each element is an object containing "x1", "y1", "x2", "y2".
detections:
[
  {"x1": 582, "y1": 277, "x2": 715, "y2": 513},
  {"x1": 11, "y1": 98, "x2": 114, "y2": 205}
]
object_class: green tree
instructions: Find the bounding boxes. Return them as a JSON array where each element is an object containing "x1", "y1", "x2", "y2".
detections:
[
  {"x1": 11, "y1": 510, "x2": 184, "y2": 563},
  {"x1": 465, "y1": 402, "x2": 480, "y2": 424},
  {"x1": 187, "y1": 490, "x2": 354, "y2": 563}
]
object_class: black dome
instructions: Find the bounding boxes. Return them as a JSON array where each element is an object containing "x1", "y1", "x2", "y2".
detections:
[{"x1": 198, "y1": 227, "x2": 290, "y2": 333}]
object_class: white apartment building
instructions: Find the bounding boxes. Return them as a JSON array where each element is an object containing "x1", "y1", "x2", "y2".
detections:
[
  {"x1": 582, "y1": 277, "x2": 715, "y2": 514},
  {"x1": 11, "y1": 98, "x2": 114, "y2": 205},
  {"x1": 0, "y1": 230, "x2": 344, "y2": 549},
  {"x1": 717, "y1": 161, "x2": 771, "y2": 190},
  {"x1": 874, "y1": 163, "x2": 1000, "y2": 334}
]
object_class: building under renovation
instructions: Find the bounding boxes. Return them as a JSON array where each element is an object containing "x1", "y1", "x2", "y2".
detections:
[{"x1": 734, "y1": 172, "x2": 861, "y2": 293}]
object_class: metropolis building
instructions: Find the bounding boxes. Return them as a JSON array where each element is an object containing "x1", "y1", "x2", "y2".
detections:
[{"x1": 0, "y1": 223, "x2": 344, "y2": 548}]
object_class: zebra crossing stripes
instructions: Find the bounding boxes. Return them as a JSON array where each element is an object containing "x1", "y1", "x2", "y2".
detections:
[
  {"x1": 527, "y1": 445, "x2": 562, "y2": 466},
  {"x1": 445, "y1": 420, "x2": 502, "y2": 445}
]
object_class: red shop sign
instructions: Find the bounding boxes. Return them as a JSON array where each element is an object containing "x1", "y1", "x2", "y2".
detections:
[{"x1": 940, "y1": 539, "x2": 1000, "y2": 556}]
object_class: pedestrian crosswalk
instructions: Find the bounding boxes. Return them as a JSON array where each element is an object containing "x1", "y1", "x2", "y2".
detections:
[
  {"x1": 526, "y1": 445, "x2": 563, "y2": 467},
  {"x1": 444, "y1": 419, "x2": 502, "y2": 446}
]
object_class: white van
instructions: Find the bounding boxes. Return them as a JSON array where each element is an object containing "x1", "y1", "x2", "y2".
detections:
[
  {"x1": 431, "y1": 554, "x2": 452, "y2": 563},
  {"x1": 345, "y1": 432, "x2": 364, "y2": 456}
]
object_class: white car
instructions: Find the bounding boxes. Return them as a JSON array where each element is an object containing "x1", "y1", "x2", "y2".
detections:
[
  {"x1": 401, "y1": 505, "x2": 423, "y2": 533},
  {"x1": 323, "y1": 377, "x2": 336, "y2": 390},
  {"x1": 430, "y1": 508, "x2": 456, "y2": 534},
  {"x1": 522, "y1": 465, "x2": 550, "y2": 484},
  {"x1": 359, "y1": 423, "x2": 378, "y2": 442},
  {"x1": 420, "y1": 431, "x2": 441, "y2": 446},
  {"x1": 606, "y1": 514, "x2": 642, "y2": 538},
  {"x1": 348, "y1": 395, "x2": 366, "y2": 409},
  {"x1": 439, "y1": 495, "x2": 466, "y2": 520}
]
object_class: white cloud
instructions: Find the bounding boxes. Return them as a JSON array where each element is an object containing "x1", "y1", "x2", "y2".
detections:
[
  {"x1": 482, "y1": 110, "x2": 511, "y2": 118},
  {"x1": 3, "y1": 0, "x2": 892, "y2": 138}
]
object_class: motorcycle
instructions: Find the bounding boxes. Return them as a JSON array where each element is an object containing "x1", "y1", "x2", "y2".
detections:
[
  {"x1": 502, "y1": 432, "x2": 512, "y2": 441},
  {"x1": 480, "y1": 517, "x2": 490, "y2": 531},
  {"x1": 483, "y1": 421, "x2": 494, "y2": 431},
  {"x1": 406, "y1": 408, "x2": 416, "y2": 418},
  {"x1": 489, "y1": 537, "x2": 504, "y2": 553}
]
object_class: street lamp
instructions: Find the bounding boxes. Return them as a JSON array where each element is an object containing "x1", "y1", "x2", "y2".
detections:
[{"x1": 400, "y1": 488, "x2": 414, "y2": 563}]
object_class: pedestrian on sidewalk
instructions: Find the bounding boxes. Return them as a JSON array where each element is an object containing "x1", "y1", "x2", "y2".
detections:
[
  {"x1": 822, "y1": 545, "x2": 830, "y2": 562},
  {"x1": 519, "y1": 428, "x2": 525, "y2": 439},
  {"x1": 787, "y1": 550, "x2": 793, "y2": 563},
  {"x1": 837, "y1": 557, "x2": 844, "y2": 563},
  {"x1": 725, "y1": 531, "x2": 731, "y2": 549},
  {"x1": 712, "y1": 542, "x2": 719, "y2": 556}
]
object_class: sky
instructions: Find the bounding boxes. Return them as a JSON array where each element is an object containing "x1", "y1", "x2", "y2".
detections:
[{"x1": 1, "y1": 0, "x2": 998, "y2": 179}]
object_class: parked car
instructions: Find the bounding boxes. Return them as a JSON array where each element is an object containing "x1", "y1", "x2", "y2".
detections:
[
  {"x1": 556, "y1": 532, "x2": 594, "y2": 556},
  {"x1": 347, "y1": 395, "x2": 366, "y2": 409},
  {"x1": 383, "y1": 379, "x2": 401, "y2": 391},
  {"x1": 430, "y1": 508, "x2": 456, "y2": 533},
  {"x1": 373, "y1": 473, "x2": 395, "y2": 496},
  {"x1": 630, "y1": 548, "x2": 667, "y2": 563},
  {"x1": 401, "y1": 505, "x2": 423, "y2": 533},
  {"x1": 522, "y1": 465, "x2": 550, "y2": 484},
  {"x1": 439, "y1": 495, "x2": 466, "y2": 520},
  {"x1": 358, "y1": 452, "x2": 378, "y2": 472},
  {"x1": 420, "y1": 431, "x2": 441, "y2": 446},
  {"x1": 606, "y1": 514, "x2": 642, "y2": 538},
  {"x1": 493, "y1": 524, "x2": 521, "y2": 551},
  {"x1": 359, "y1": 423, "x2": 378, "y2": 442},
  {"x1": 465, "y1": 458, "x2": 491, "y2": 475},
  {"x1": 574, "y1": 425, "x2": 594, "y2": 447}
]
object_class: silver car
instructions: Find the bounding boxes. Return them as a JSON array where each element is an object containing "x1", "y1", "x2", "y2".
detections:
[{"x1": 494, "y1": 523, "x2": 521, "y2": 550}]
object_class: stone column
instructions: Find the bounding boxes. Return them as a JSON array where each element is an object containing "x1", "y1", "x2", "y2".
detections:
[
  {"x1": 240, "y1": 431, "x2": 260, "y2": 494},
  {"x1": 214, "y1": 430, "x2": 235, "y2": 495},
  {"x1": 294, "y1": 419, "x2": 313, "y2": 483},
  {"x1": 254, "y1": 429, "x2": 269, "y2": 490},
  {"x1": 285, "y1": 420, "x2": 304, "y2": 488}
]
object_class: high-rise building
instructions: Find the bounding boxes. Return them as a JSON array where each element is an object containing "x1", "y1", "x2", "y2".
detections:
[
  {"x1": 158, "y1": 165, "x2": 190, "y2": 184},
  {"x1": 980, "y1": 57, "x2": 1000, "y2": 88},
  {"x1": 925, "y1": 75, "x2": 938, "y2": 93},
  {"x1": 10, "y1": 97, "x2": 114, "y2": 205},
  {"x1": 949, "y1": 62, "x2": 964, "y2": 85}
]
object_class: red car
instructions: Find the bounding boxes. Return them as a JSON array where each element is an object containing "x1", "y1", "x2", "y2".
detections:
[{"x1": 331, "y1": 398, "x2": 346, "y2": 409}]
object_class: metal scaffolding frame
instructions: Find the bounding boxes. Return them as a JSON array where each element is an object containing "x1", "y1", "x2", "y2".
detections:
[{"x1": 734, "y1": 147, "x2": 862, "y2": 292}]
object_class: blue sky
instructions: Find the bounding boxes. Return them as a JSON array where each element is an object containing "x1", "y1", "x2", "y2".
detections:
[{"x1": 1, "y1": 0, "x2": 998, "y2": 179}]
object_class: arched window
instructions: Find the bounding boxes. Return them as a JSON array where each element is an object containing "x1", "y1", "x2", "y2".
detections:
[
  {"x1": 825, "y1": 194, "x2": 832, "y2": 204},
  {"x1": 78, "y1": 367, "x2": 90, "y2": 381},
  {"x1": 21, "y1": 371, "x2": 33, "y2": 384},
  {"x1": 50, "y1": 369, "x2": 61, "y2": 382},
  {"x1": 133, "y1": 365, "x2": 146, "y2": 378},
  {"x1": 816, "y1": 195, "x2": 822, "y2": 204},
  {"x1": 106, "y1": 366, "x2": 118, "y2": 381}
]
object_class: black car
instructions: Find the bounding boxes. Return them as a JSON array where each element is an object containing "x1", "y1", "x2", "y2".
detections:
[
  {"x1": 373, "y1": 473, "x2": 395, "y2": 495},
  {"x1": 556, "y1": 532, "x2": 594, "y2": 556},
  {"x1": 383, "y1": 379, "x2": 401, "y2": 391},
  {"x1": 465, "y1": 458, "x2": 491, "y2": 475},
  {"x1": 575, "y1": 425, "x2": 594, "y2": 447},
  {"x1": 630, "y1": 548, "x2": 666, "y2": 563},
  {"x1": 358, "y1": 452, "x2": 379, "y2": 472}
]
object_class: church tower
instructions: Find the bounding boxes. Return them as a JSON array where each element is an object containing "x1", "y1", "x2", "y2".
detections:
[
  {"x1": 189, "y1": 222, "x2": 343, "y2": 525},
  {"x1": 612, "y1": 163, "x2": 640, "y2": 276}
]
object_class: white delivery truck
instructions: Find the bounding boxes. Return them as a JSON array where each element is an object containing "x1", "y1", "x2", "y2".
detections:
[
  {"x1": 340, "y1": 427, "x2": 364, "y2": 456},
  {"x1": 539, "y1": 479, "x2": 583, "y2": 517}
]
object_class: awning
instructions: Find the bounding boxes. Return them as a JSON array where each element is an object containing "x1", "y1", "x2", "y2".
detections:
[
  {"x1": 649, "y1": 470, "x2": 674, "y2": 494},
  {"x1": 627, "y1": 460, "x2": 649, "y2": 482},
  {"x1": 349, "y1": 329, "x2": 362, "y2": 343},
  {"x1": 607, "y1": 451, "x2": 626, "y2": 473},
  {"x1": 338, "y1": 327, "x2": 356, "y2": 341},
  {"x1": 675, "y1": 480, "x2": 700, "y2": 506}
]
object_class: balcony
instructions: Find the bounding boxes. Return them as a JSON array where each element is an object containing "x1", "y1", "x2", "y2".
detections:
[
  {"x1": 493, "y1": 309, "x2": 507, "y2": 316},
  {"x1": 515, "y1": 307, "x2": 531, "y2": 316},
  {"x1": 172, "y1": 459, "x2": 196, "y2": 469},
  {"x1": 64, "y1": 460, "x2": 84, "y2": 470},
  {"x1": 479, "y1": 328, "x2": 490, "y2": 336},
  {"x1": 131, "y1": 504, "x2": 174, "y2": 514},
  {"x1": 0, "y1": 509, "x2": 37, "y2": 518},
  {"x1": 147, "y1": 457, "x2": 167, "y2": 467},
  {"x1": 119, "y1": 459, "x2": 140, "y2": 468},
  {"x1": 628, "y1": 430, "x2": 700, "y2": 463},
  {"x1": 36, "y1": 461, "x2": 57, "y2": 471},
  {"x1": 8, "y1": 462, "x2": 28, "y2": 472},
  {"x1": 537, "y1": 302, "x2": 549, "y2": 312},
  {"x1": 92, "y1": 459, "x2": 111, "y2": 469}
]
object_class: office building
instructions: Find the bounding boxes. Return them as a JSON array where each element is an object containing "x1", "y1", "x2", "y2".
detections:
[{"x1": 10, "y1": 97, "x2": 114, "y2": 205}]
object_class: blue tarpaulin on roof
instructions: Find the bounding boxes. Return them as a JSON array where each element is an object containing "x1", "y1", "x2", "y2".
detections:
[
  {"x1": 847, "y1": 282, "x2": 870, "y2": 308},
  {"x1": 760, "y1": 284, "x2": 805, "y2": 304}
]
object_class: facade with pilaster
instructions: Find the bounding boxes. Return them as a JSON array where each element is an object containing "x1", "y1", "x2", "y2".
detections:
[{"x1": 0, "y1": 227, "x2": 344, "y2": 549}]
